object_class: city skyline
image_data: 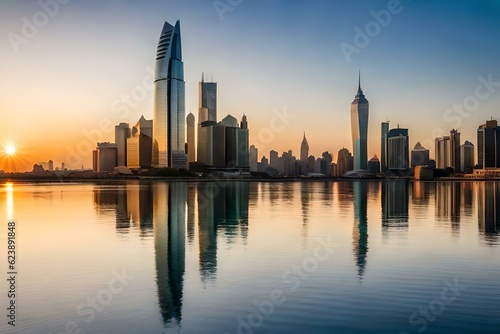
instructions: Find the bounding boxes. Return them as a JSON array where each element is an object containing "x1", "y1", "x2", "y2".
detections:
[{"x1": 2, "y1": 0, "x2": 500, "y2": 171}]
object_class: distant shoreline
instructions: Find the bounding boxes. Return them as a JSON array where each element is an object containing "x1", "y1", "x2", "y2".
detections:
[{"x1": 1, "y1": 176, "x2": 500, "y2": 183}]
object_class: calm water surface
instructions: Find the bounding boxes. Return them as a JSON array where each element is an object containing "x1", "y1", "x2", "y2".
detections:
[{"x1": 0, "y1": 180, "x2": 499, "y2": 334}]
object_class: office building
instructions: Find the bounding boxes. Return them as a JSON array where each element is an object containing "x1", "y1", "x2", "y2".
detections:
[
  {"x1": 381, "y1": 121, "x2": 389, "y2": 172},
  {"x1": 368, "y1": 155, "x2": 380, "y2": 174},
  {"x1": 127, "y1": 116, "x2": 153, "y2": 169},
  {"x1": 196, "y1": 114, "x2": 249, "y2": 171},
  {"x1": 199, "y1": 73, "x2": 217, "y2": 122},
  {"x1": 351, "y1": 72, "x2": 369, "y2": 170},
  {"x1": 93, "y1": 142, "x2": 118, "y2": 172},
  {"x1": 411, "y1": 142, "x2": 429, "y2": 168},
  {"x1": 249, "y1": 145, "x2": 258, "y2": 172},
  {"x1": 477, "y1": 119, "x2": 500, "y2": 169},
  {"x1": 115, "y1": 123, "x2": 130, "y2": 167},
  {"x1": 152, "y1": 20, "x2": 186, "y2": 168},
  {"x1": 435, "y1": 136, "x2": 450, "y2": 169},
  {"x1": 186, "y1": 112, "x2": 196, "y2": 163},
  {"x1": 460, "y1": 140, "x2": 474, "y2": 174},
  {"x1": 337, "y1": 147, "x2": 354, "y2": 176},
  {"x1": 387, "y1": 126, "x2": 409, "y2": 170},
  {"x1": 450, "y1": 129, "x2": 461, "y2": 171}
]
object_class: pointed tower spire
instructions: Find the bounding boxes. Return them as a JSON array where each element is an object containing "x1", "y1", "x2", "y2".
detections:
[
  {"x1": 358, "y1": 69, "x2": 361, "y2": 92},
  {"x1": 201, "y1": 72, "x2": 204, "y2": 83}
]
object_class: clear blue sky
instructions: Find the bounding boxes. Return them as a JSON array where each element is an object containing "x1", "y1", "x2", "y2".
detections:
[{"x1": 1, "y1": 0, "x2": 500, "y2": 170}]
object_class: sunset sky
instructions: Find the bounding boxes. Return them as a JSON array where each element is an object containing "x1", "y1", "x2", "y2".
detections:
[{"x1": 1, "y1": 0, "x2": 500, "y2": 171}]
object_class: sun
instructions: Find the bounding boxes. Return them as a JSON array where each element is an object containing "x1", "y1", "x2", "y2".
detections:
[{"x1": 5, "y1": 144, "x2": 16, "y2": 155}]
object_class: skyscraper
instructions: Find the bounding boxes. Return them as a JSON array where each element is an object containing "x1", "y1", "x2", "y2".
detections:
[
  {"x1": 411, "y1": 142, "x2": 429, "y2": 168},
  {"x1": 351, "y1": 72, "x2": 369, "y2": 170},
  {"x1": 249, "y1": 145, "x2": 258, "y2": 172},
  {"x1": 115, "y1": 123, "x2": 130, "y2": 167},
  {"x1": 300, "y1": 132, "x2": 309, "y2": 162},
  {"x1": 186, "y1": 112, "x2": 196, "y2": 163},
  {"x1": 381, "y1": 121, "x2": 389, "y2": 172},
  {"x1": 387, "y1": 126, "x2": 409, "y2": 170},
  {"x1": 337, "y1": 147, "x2": 354, "y2": 176},
  {"x1": 450, "y1": 129, "x2": 461, "y2": 171},
  {"x1": 199, "y1": 73, "x2": 217, "y2": 122},
  {"x1": 477, "y1": 119, "x2": 500, "y2": 169},
  {"x1": 152, "y1": 20, "x2": 186, "y2": 169},
  {"x1": 435, "y1": 136, "x2": 451, "y2": 169},
  {"x1": 460, "y1": 140, "x2": 474, "y2": 173},
  {"x1": 127, "y1": 115, "x2": 152, "y2": 169}
]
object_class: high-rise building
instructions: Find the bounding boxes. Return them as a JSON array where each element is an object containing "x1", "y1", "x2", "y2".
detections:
[
  {"x1": 387, "y1": 127, "x2": 409, "y2": 170},
  {"x1": 368, "y1": 155, "x2": 380, "y2": 173},
  {"x1": 381, "y1": 121, "x2": 389, "y2": 172},
  {"x1": 186, "y1": 112, "x2": 196, "y2": 163},
  {"x1": 48, "y1": 160, "x2": 54, "y2": 171},
  {"x1": 449, "y1": 129, "x2": 461, "y2": 171},
  {"x1": 477, "y1": 119, "x2": 500, "y2": 169},
  {"x1": 93, "y1": 142, "x2": 118, "y2": 172},
  {"x1": 300, "y1": 132, "x2": 309, "y2": 162},
  {"x1": 435, "y1": 136, "x2": 451, "y2": 169},
  {"x1": 196, "y1": 114, "x2": 249, "y2": 170},
  {"x1": 411, "y1": 142, "x2": 429, "y2": 168},
  {"x1": 152, "y1": 20, "x2": 186, "y2": 169},
  {"x1": 351, "y1": 72, "x2": 369, "y2": 170},
  {"x1": 460, "y1": 140, "x2": 474, "y2": 174},
  {"x1": 127, "y1": 116, "x2": 153, "y2": 169},
  {"x1": 249, "y1": 145, "x2": 258, "y2": 172},
  {"x1": 307, "y1": 155, "x2": 315, "y2": 173},
  {"x1": 115, "y1": 123, "x2": 130, "y2": 167},
  {"x1": 199, "y1": 73, "x2": 217, "y2": 122},
  {"x1": 337, "y1": 147, "x2": 354, "y2": 176}
]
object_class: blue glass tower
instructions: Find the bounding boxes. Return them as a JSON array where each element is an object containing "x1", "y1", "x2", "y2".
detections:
[
  {"x1": 152, "y1": 20, "x2": 186, "y2": 168},
  {"x1": 351, "y1": 72, "x2": 369, "y2": 170}
]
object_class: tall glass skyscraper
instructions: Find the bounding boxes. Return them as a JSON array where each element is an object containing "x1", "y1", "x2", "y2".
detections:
[
  {"x1": 199, "y1": 73, "x2": 217, "y2": 122},
  {"x1": 351, "y1": 73, "x2": 369, "y2": 170},
  {"x1": 152, "y1": 20, "x2": 186, "y2": 168}
]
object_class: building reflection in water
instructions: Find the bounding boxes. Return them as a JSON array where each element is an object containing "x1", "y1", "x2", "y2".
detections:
[
  {"x1": 153, "y1": 182, "x2": 187, "y2": 326},
  {"x1": 197, "y1": 182, "x2": 249, "y2": 281},
  {"x1": 478, "y1": 182, "x2": 500, "y2": 242},
  {"x1": 300, "y1": 182, "x2": 311, "y2": 237},
  {"x1": 382, "y1": 181, "x2": 409, "y2": 229},
  {"x1": 93, "y1": 185, "x2": 131, "y2": 233},
  {"x1": 352, "y1": 181, "x2": 368, "y2": 281},
  {"x1": 435, "y1": 182, "x2": 461, "y2": 228},
  {"x1": 92, "y1": 181, "x2": 251, "y2": 324}
]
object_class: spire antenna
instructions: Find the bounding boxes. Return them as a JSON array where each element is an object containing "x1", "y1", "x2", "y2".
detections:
[
  {"x1": 358, "y1": 69, "x2": 361, "y2": 91},
  {"x1": 202, "y1": 72, "x2": 204, "y2": 82}
]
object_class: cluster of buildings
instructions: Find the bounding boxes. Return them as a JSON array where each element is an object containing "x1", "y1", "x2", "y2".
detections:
[
  {"x1": 249, "y1": 73, "x2": 498, "y2": 179},
  {"x1": 92, "y1": 21, "x2": 249, "y2": 174},
  {"x1": 88, "y1": 19, "x2": 499, "y2": 179}
]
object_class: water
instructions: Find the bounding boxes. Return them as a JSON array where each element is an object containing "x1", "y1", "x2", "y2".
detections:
[{"x1": 0, "y1": 180, "x2": 499, "y2": 334}]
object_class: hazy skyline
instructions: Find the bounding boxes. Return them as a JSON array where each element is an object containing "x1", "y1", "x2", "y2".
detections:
[{"x1": 2, "y1": 0, "x2": 500, "y2": 171}]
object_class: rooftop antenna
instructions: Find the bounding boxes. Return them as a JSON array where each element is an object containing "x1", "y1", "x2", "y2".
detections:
[{"x1": 201, "y1": 72, "x2": 204, "y2": 83}]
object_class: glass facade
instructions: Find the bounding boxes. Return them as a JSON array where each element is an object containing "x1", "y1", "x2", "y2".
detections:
[
  {"x1": 152, "y1": 20, "x2": 187, "y2": 168},
  {"x1": 199, "y1": 81, "x2": 217, "y2": 122},
  {"x1": 351, "y1": 78, "x2": 369, "y2": 171}
]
